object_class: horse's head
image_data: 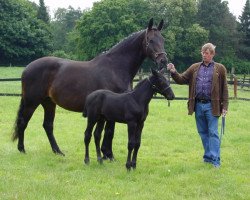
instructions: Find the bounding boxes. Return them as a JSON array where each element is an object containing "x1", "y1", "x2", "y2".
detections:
[
  {"x1": 148, "y1": 68, "x2": 175, "y2": 100},
  {"x1": 144, "y1": 18, "x2": 168, "y2": 69}
]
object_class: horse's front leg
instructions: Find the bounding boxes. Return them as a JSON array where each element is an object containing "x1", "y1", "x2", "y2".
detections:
[
  {"x1": 101, "y1": 121, "x2": 115, "y2": 161},
  {"x1": 131, "y1": 122, "x2": 144, "y2": 169},
  {"x1": 94, "y1": 119, "x2": 105, "y2": 164},
  {"x1": 126, "y1": 122, "x2": 137, "y2": 171}
]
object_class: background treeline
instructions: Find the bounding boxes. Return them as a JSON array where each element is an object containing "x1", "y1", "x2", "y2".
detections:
[{"x1": 0, "y1": 0, "x2": 249, "y2": 73}]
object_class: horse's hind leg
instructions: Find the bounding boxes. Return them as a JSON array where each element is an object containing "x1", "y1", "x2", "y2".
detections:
[
  {"x1": 94, "y1": 118, "x2": 105, "y2": 164},
  {"x1": 84, "y1": 119, "x2": 96, "y2": 164},
  {"x1": 41, "y1": 98, "x2": 64, "y2": 156},
  {"x1": 13, "y1": 98, "x2": 39, "y2": 153},
  {"x1": 101, "y1": 121, "x2": 115, "y2": 160}
]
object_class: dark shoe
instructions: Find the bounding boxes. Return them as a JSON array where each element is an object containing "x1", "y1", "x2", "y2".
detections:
[{"x1": 213, "y1": 164, "x2": 220, "y2": 168}]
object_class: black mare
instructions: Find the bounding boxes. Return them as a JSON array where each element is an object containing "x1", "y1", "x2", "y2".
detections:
[
  {"x1": 12, "y1": 18, "x2": 168, "y2": 158},
  {"x1": 83, "y1": 69, "x2": 175, "y2": 170}
]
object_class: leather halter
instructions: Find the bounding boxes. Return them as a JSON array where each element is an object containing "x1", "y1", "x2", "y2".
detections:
[
  {"x1": 147, "y1": 77, "x2": 171, "y2": 94},
  {"x1": 145, "y1": 29, "x2": 167, "y2": 59}
]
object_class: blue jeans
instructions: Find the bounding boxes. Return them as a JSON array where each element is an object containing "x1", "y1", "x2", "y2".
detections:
[{"x1": 195, "y1": 102, "x2": 220, "y2": 166}]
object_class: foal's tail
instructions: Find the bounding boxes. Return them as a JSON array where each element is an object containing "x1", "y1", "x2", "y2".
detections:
[
  {"x1": 12, "y1": 98, "x2": 24, "y2": 141},
  {"x1": 83, "y1": 105, "x2": 87, "y2": 118}
]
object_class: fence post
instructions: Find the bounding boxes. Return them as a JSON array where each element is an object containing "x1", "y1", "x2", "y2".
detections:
[
  {"x1": 233, "y1": 74, "x2": 237, "y2": 99},
  {"x1": 230, "y1": 67, "x2": 235, "y2": 81}
]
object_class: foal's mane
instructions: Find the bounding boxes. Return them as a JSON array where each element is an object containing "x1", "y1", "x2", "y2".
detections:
[{"x1": 133, "y1": 78, "x2": 149, "y2": 90}]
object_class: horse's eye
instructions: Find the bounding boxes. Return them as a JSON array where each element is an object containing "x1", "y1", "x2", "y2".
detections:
[{"x1": 149, "y1": 39, "x2": 153, "y2": 43}]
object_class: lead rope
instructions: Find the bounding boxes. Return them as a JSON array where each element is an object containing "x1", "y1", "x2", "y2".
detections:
[
  {"x1": 219, "y1": 116, "x2": 225, "y2": 145},
  {"x1": 167, "y1": 69, "x2": 171, "y2": 107}
]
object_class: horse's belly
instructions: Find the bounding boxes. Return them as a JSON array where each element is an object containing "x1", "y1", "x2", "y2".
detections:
[{"x1": 49, "y1": 89, "x2": 86, "y2": 112}]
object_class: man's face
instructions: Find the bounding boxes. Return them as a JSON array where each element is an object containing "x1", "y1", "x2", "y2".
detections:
[{"x1": 201, "y1": 49, "x2": 214, "y2": 64}]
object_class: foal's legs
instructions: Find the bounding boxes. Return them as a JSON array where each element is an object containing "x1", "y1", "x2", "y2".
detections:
[
  {"x1": 131, "y1": 122, "x2": 144, "y2": 169},
  {"x1": 101, "y1": 121, "x2": 115, "y2": 160},
  {"x1": 14, "y1": 98, "x2": 39, "y2": 153},
  {"x1": 126, "y1": 122, "x2": 137, "y2": 170},
  {"x1": 93, "y1": 118, "x2": 105, "y2": 164},
  {"x1": 41, "y1": 98, "x2": 64, "y2": 155},
  {"x1": 84, "y1": 119, "x2": 96, "y2": 164}
]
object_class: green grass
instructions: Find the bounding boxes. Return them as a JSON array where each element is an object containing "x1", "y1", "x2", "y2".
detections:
[
  {"x1": 0, "y1": 67, "x2": 249, "y2": 199},
  {"x1": 0, "y1": 99, "x2": 249, "y2": 199}
]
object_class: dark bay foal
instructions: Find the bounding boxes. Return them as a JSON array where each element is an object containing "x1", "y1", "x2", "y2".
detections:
[{"x1": 83, "y1": 69, "x2": 175, "y2": 170}]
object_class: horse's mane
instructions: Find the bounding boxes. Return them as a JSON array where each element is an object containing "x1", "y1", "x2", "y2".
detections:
[{"x1": 106, "y1": 30, "x2": 145, "y2": 54}]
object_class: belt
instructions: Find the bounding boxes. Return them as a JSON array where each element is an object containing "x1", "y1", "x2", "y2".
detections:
[{"x1": 196, "y1": 99, "x2": 211, "y2": 104}]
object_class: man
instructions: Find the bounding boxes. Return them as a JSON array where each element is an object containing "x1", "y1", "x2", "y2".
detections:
[{"x1": 167, "y1": 43, "x2": 228, "y2": 168}]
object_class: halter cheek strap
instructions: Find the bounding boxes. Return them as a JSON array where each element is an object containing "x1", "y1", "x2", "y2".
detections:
[
  {"x1": 144, "y1": 29, "x2": 167, "y2": 59},
  {"x1": 147, "y1": 78, "x2": 171, "y2": 94}
]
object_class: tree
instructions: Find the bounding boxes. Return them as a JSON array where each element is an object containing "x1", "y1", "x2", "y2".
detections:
[
  {"x1": 0, "y1": 0, "x2": 52, "y2": 65},
  {"x1": 51, "y1": 6, "x2": 82, "y2": 56},
  {"x1": 160, "y1": 0, "x2": 208, "y2": 69},
  {"x1": 238, "y1": 0, "x2": 250, "y2": 61},
  {"x1": 37, "y1": 0, "x2": 50, "y2": 23},
  {"x1": 75, "y1": 0, "x2": 208, "y2": 71},
  {"x1": 197, "y1": 0, "x2": 239, "y2": 64},
  {"x1": 75, "y1": 0, "x2": 149, "y2": 61}
]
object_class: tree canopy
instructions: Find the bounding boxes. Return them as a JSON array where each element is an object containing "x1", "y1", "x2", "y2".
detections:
[
  {"x1": 0, "y1": 0, "x2": 52, "y2": 65},
  {"x1": 0, "y1": 0, "x2": 249, "y2": 73}
]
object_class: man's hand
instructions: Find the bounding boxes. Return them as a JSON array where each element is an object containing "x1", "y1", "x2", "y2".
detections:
[
  {"x1": 222, "y1": 109, "x2": 227, "y2": 117},
  {"x1": 167, "y1": 63, "x2": 176, "y2": 73}
]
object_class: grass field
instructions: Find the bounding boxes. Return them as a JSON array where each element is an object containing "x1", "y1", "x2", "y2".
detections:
[{"x1": 0, "y1": 67, "x2": 249, "y2": 199}]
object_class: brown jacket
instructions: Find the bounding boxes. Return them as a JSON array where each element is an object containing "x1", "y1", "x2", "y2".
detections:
[{"x1": 171, "y1": 62, "x2": 229, "y2": 116}]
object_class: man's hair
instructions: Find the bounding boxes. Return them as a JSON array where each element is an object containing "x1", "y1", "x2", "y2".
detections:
[{"x1": 201, "y1": 43, "x2": 216, "y2": 54}]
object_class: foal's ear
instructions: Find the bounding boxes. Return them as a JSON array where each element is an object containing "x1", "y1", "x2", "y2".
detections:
[
  {"x1": 151, "y1": 68, "x2": 158, "y2": 76},
  {"x1": 148, "y1": 18, "x2": 153, "y2": 30},
  {"x1": 158, "y1": 19, "x2": 164, "y2": 31}
]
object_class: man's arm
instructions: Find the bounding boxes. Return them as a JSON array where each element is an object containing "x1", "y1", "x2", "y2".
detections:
[{"x1": 167, "y1": 63, "x2": 190, "y2": 85}]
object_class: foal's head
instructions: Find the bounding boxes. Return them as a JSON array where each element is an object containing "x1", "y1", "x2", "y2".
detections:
[
  {"x1": 148, "y1": 69, "x2": 175, "y2": 100},
  {"x1": 144, "y1": 18, "x2": 168, "y2": 69}
]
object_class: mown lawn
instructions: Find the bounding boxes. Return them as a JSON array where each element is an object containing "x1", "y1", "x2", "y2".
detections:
[{"x1": 0, "y1": 67, "x2": 249, "y2": 199}]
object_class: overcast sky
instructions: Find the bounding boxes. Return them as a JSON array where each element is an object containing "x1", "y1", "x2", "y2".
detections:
[{"x1": 30, "y1": 0, "x2": 246, "y2": 19}]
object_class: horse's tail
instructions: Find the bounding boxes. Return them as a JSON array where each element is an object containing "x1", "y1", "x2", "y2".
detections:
[{"x1": 12, "y1": 98, "x2": 24, "y2": 141}]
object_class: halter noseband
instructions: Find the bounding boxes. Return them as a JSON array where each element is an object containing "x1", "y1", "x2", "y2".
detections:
[
  {"x1": 147, "y1": 77, "x2": 171, "y2": 94},
  {"x1": 145, "y1": 29, "x2": 167, "y2": 59}
]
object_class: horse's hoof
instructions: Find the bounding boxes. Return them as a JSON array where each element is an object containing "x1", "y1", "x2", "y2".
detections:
[
  {"x1": 97, "y1": 157, "x2": 103, "y2": 164},
  {"x1": 126, "y1": 163, "x2": 131, "y2": 171},
  {"x1": 18, "y1": 145, "x2": 26, "y2": 153},
  {"x1": 84, "y1": 158, "x2": 90, "y2": 165},
  {"x1": 18, "y1": 149, "x2": 26, "y2": 154},
  {"x1": 131, "y1": 162, "x2": 136, "y2": 169},
  {"x1": 102, "y1": 155, "x2": 108, "y2": 160},
  {"x1": 53, "y1": 149, "x2": 65, "y2": 156}
]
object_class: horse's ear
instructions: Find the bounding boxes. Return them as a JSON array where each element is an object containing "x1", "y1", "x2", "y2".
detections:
[
  {"x1": 148, "y1": 18, "x2": 153, "y2": 30},
  {"x1": 151, "y1": 68, "x2": 158, "y2": 76},
  {"x1": 158, "y1": 19, "x2": 164, "y2": 31}
]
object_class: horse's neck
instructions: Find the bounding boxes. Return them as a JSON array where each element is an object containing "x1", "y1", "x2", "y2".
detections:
[
  {"x1": 107, "y1": 31, "x2": 146, "y2": 78},
  {"x1": 132, "y1": 79, "x2": 154, "y2": 106}
]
